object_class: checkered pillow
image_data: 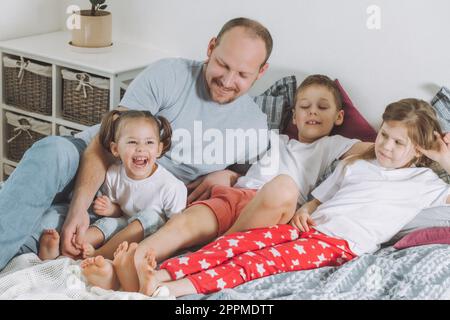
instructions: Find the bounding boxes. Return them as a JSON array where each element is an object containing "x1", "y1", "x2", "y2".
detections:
[
  {"x1": 430, "y1": 86, "x2": 450, "y2": 182},
  {"x1": 431, "y1": 86, "x2": 450, "y2": 132},
  {"x1": 253, "y1": 76, "x2": 297, "y2": 130}
]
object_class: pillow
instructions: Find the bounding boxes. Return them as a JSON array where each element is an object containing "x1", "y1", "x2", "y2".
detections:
[
  {"x1": 283, "y1": 79, "x2": 377, "y2": 142},
  {"x1": 429, "y1": 86, "x2": 450, "y2": 183},
  {"x1": 253, "y1": 75, "x2": 297, "y2": 130},
  {"x1": 393, "y1": 227, "x2": 450, "y2": 250},
  {"x1": 431, "y1": 86, "x2": 450, "y2": 132}
]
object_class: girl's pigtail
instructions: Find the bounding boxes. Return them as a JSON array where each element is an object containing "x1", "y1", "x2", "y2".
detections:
[
  {"x1": 157, "y1": 115, "x2": 172, "y2": 156},
  {"x1": 99, "y1": 110, "x2": 122, "y2": 152}
]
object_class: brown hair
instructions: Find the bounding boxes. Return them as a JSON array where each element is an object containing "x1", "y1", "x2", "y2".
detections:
[
  {"x1": 346, "y1": 98, "x2": 442, "y2": 168},
  {"x1": 280, "y1": 74, "x2": 343, "y2": 133},
  {"x1": 99, "y1": 110, "x2": 172, "y2": 157},
  {"x1": 216, "y1": 17, "x2": 273, "y2": 66}
]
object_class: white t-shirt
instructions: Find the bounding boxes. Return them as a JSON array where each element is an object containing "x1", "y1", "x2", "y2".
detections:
[
  {"x1": 101, "y1": 163, "x2": 187, "y2": 221},
  {"x1": 311, "y1": 159, "x2": 450, "y2": 256},
  {"x1": 234, "y1": 133, "x2": 359, "y2": 203}
]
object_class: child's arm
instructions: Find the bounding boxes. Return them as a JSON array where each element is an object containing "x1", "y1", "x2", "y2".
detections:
[
  {"x1": 340, "y1": 142, "x2": 374, "y2": 159},
  {"x1": 93, "y1": 195, "x2": 123, "y2": 217},
  {"x1": 289, "y1": 198, "x2": 322, "y2": 232}
]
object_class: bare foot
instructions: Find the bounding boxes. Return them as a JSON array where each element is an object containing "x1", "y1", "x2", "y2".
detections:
[
  {"x1": 80, "y1": 256, "x2": 119, "y2": 291},
  {"x1": 38, "y1": 229, "x2": 60, "y2": 260},
  {"x1": 112, "y1": 241, "x2": 140, "y2": 292},
  {"x1": 81, "y1": 243, "x2": 96, "y2": 258},
  {"x1": 138, "y1": 249, "x2": 160, "y2": 296}
]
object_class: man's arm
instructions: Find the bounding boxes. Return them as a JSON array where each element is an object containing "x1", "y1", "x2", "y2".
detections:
[{"x1": 60, "y1": 134, "x2": 116, "y2": 257}]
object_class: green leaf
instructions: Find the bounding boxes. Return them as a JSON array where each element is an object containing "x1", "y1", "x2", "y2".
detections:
[{"x1": 99, "y1": 4, "x2": 107, "y2": 10}]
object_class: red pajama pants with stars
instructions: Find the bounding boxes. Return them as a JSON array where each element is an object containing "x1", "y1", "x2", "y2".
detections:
[{"x1": 159, "y1": 224, "x2": 357, "y2": 294}]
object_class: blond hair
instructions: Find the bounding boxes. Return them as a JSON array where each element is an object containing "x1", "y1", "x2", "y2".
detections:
[{"x1": 346, "y1": 98, "x2": 442, "y2": 168}]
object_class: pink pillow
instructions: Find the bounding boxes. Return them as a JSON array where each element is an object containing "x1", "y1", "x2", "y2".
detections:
[
  {"x1": 283, "y1": 79, "x2": 377, "y2": 142},
  {"x1": 394, "y1": 227, "x2": 450, "y2": 250}
]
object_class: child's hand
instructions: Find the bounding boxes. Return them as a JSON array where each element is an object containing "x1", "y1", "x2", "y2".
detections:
[
  {"x1": 417, "y1": 131, "x2": 450, "y2": 169},
  {"x1": 289, "y1": 207, "x2": 316, "y2": 232},
  {"x1": 93, "y1": 195, "x2": 116, "y2": 216}
]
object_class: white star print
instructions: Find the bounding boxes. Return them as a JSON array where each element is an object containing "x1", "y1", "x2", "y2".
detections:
[
  {"x1": 245, "y1": 252, "x2": 256, "y2": 257},
  {"x1": 254, "y1": 241, "x2": 265, "y2": 249},
  {"x1": 175, "y1": 270, "x2": 185, "y2": 279},
  {"x1": 312, "y1": 254, "x2": 327, "y2": 267},
  {"x1": 205, "y1": 269, "x2": 218, "y2": 278},
  {"x1": 256, "y1": 263, "x2": 266, "y2": 276},
  {"x1": 227, "y1": 239, "x2": 239, "y2": 247},
  {"x1": 293, "y1": 244, "x2": 306, "y2": 255},
  {"x1": 290, "y1": 229, "x2": 298, "y2": 240},
  {"x1": 178, "y1": 257, "x2": 189, "y2": 265},
  {"x1": 318, "y1": 241, "x2": 331, "y2": 249},
  {"x1": 236, "y1": 236, "x2": 244, "y2": 239},
  {"x1": 267, "y1": 260, "x2": 275, "y2": 266},
  {"x1": 199, "y1": 259, "x2": 211, "y2": 269},
  {"x1": 239, "y1": 268, "x2": 247, "y2": 280},
  {"x1": 263, "y1": 231, "x2": 272, "y2": 239},
  {"x1": 225, "y1": 248, "x2": 234, "y2": 258},
  {"x1": 292, "y1": 259, "x2": 300, "y2": 266},
  {"x1": 216, "y1": 278, "x2": 227, "y2": 290},
  {"x1": 269, "y1": 248, "x2": 281, "y2": 257}
]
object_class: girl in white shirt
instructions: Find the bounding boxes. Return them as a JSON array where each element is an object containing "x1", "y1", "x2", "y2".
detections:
[
  {"x1": 124, "y1": 98, "x2": 450, "y2": 297},
  {"x1": 38, "y1": 110, "x2": 187, "y2": 261}
]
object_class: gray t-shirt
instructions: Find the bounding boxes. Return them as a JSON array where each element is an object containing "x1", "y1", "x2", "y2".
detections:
[{"x1": 76, "y1": 58, "x2": 269, "y2": 183}]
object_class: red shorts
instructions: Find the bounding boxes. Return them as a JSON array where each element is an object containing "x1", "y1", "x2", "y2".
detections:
[{"x1": 189, "y1": 185, "x2": 258, "y2": 236}]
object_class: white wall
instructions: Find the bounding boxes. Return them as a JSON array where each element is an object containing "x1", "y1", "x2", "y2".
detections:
[
  {"x1": 0, "y1": 0, "x2": 62, "y2": 41},
  {"x1": 59, "y1": 0, "x2": 450, "y2": 127}
]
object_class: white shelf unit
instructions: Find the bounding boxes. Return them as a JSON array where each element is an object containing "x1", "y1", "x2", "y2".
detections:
[{"x1": 0, "y1": 31, "x2": 170, "y2": 181}]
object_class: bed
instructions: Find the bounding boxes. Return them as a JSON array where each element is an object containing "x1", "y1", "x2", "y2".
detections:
[{"x1": 1, "y1": 243, "x2": 449, "y2": 300}]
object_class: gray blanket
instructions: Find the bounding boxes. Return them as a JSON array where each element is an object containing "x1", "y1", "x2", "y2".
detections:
[{"x1": 181, "y1": 244, "x2": 450, "y2": 300}]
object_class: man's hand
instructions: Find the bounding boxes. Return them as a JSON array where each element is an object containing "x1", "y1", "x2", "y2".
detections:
[
  {"x1": 60, "y1": 210, "x2": 90, "y2": 258},
  {"x1": 187, "y1": 170, "x2": 240, "y2": 204}
]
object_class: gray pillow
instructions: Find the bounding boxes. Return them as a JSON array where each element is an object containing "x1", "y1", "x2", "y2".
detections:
[
  {"x1": 431, "y1": 86, "x2": 450, "y2": 132},
  {"x1": 429, "y1": 86, "x2": 450, "y2": 183},
  {"x1": 253, "y1": 75, "x2": 297, "y2": 130}
]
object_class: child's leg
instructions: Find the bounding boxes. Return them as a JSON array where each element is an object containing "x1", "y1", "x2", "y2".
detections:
[
  {"x1": 186, "y1": 229, "x2": 356, "y2": 294},
  {"x1": 160, "y1": 224, "x2": 300, "y2": 280},
  {"x1": 81, "y1": 226, "x2": 106, "y2": 257},
  {"x1": 138, "y1": 249, "x2": 197, "y2": 297},
  {"x1": 38, "y1": 229, "x2": 60, "y2": 260},
  {"x1": 86, "y1": 220, "x2": 144, "y2": 260},
  {"x1": 225, "y1": 175, "x2": 300, "y2": 235}
]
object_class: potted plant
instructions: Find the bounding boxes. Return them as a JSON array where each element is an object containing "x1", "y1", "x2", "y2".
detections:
[{"x1": 71, "y1": 0, "x2": 112, "y2": 48}]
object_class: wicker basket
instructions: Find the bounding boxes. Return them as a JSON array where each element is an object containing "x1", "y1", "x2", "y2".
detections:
[
  {"x1": 5, "y1": 112, "x2": 52, "y2": 162},
  {"x1": 58, "y1": 125, "x2": 81, "y2": 137},
  {"x1": 3, "y1": 56, "x2": 52, "y2": 115},
  {"x1": 3, "y1": 164, "x2": 15, "y2": 181},
  {"x1": 62, "y1": 69, "x2": 110, "y2": 126}
]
